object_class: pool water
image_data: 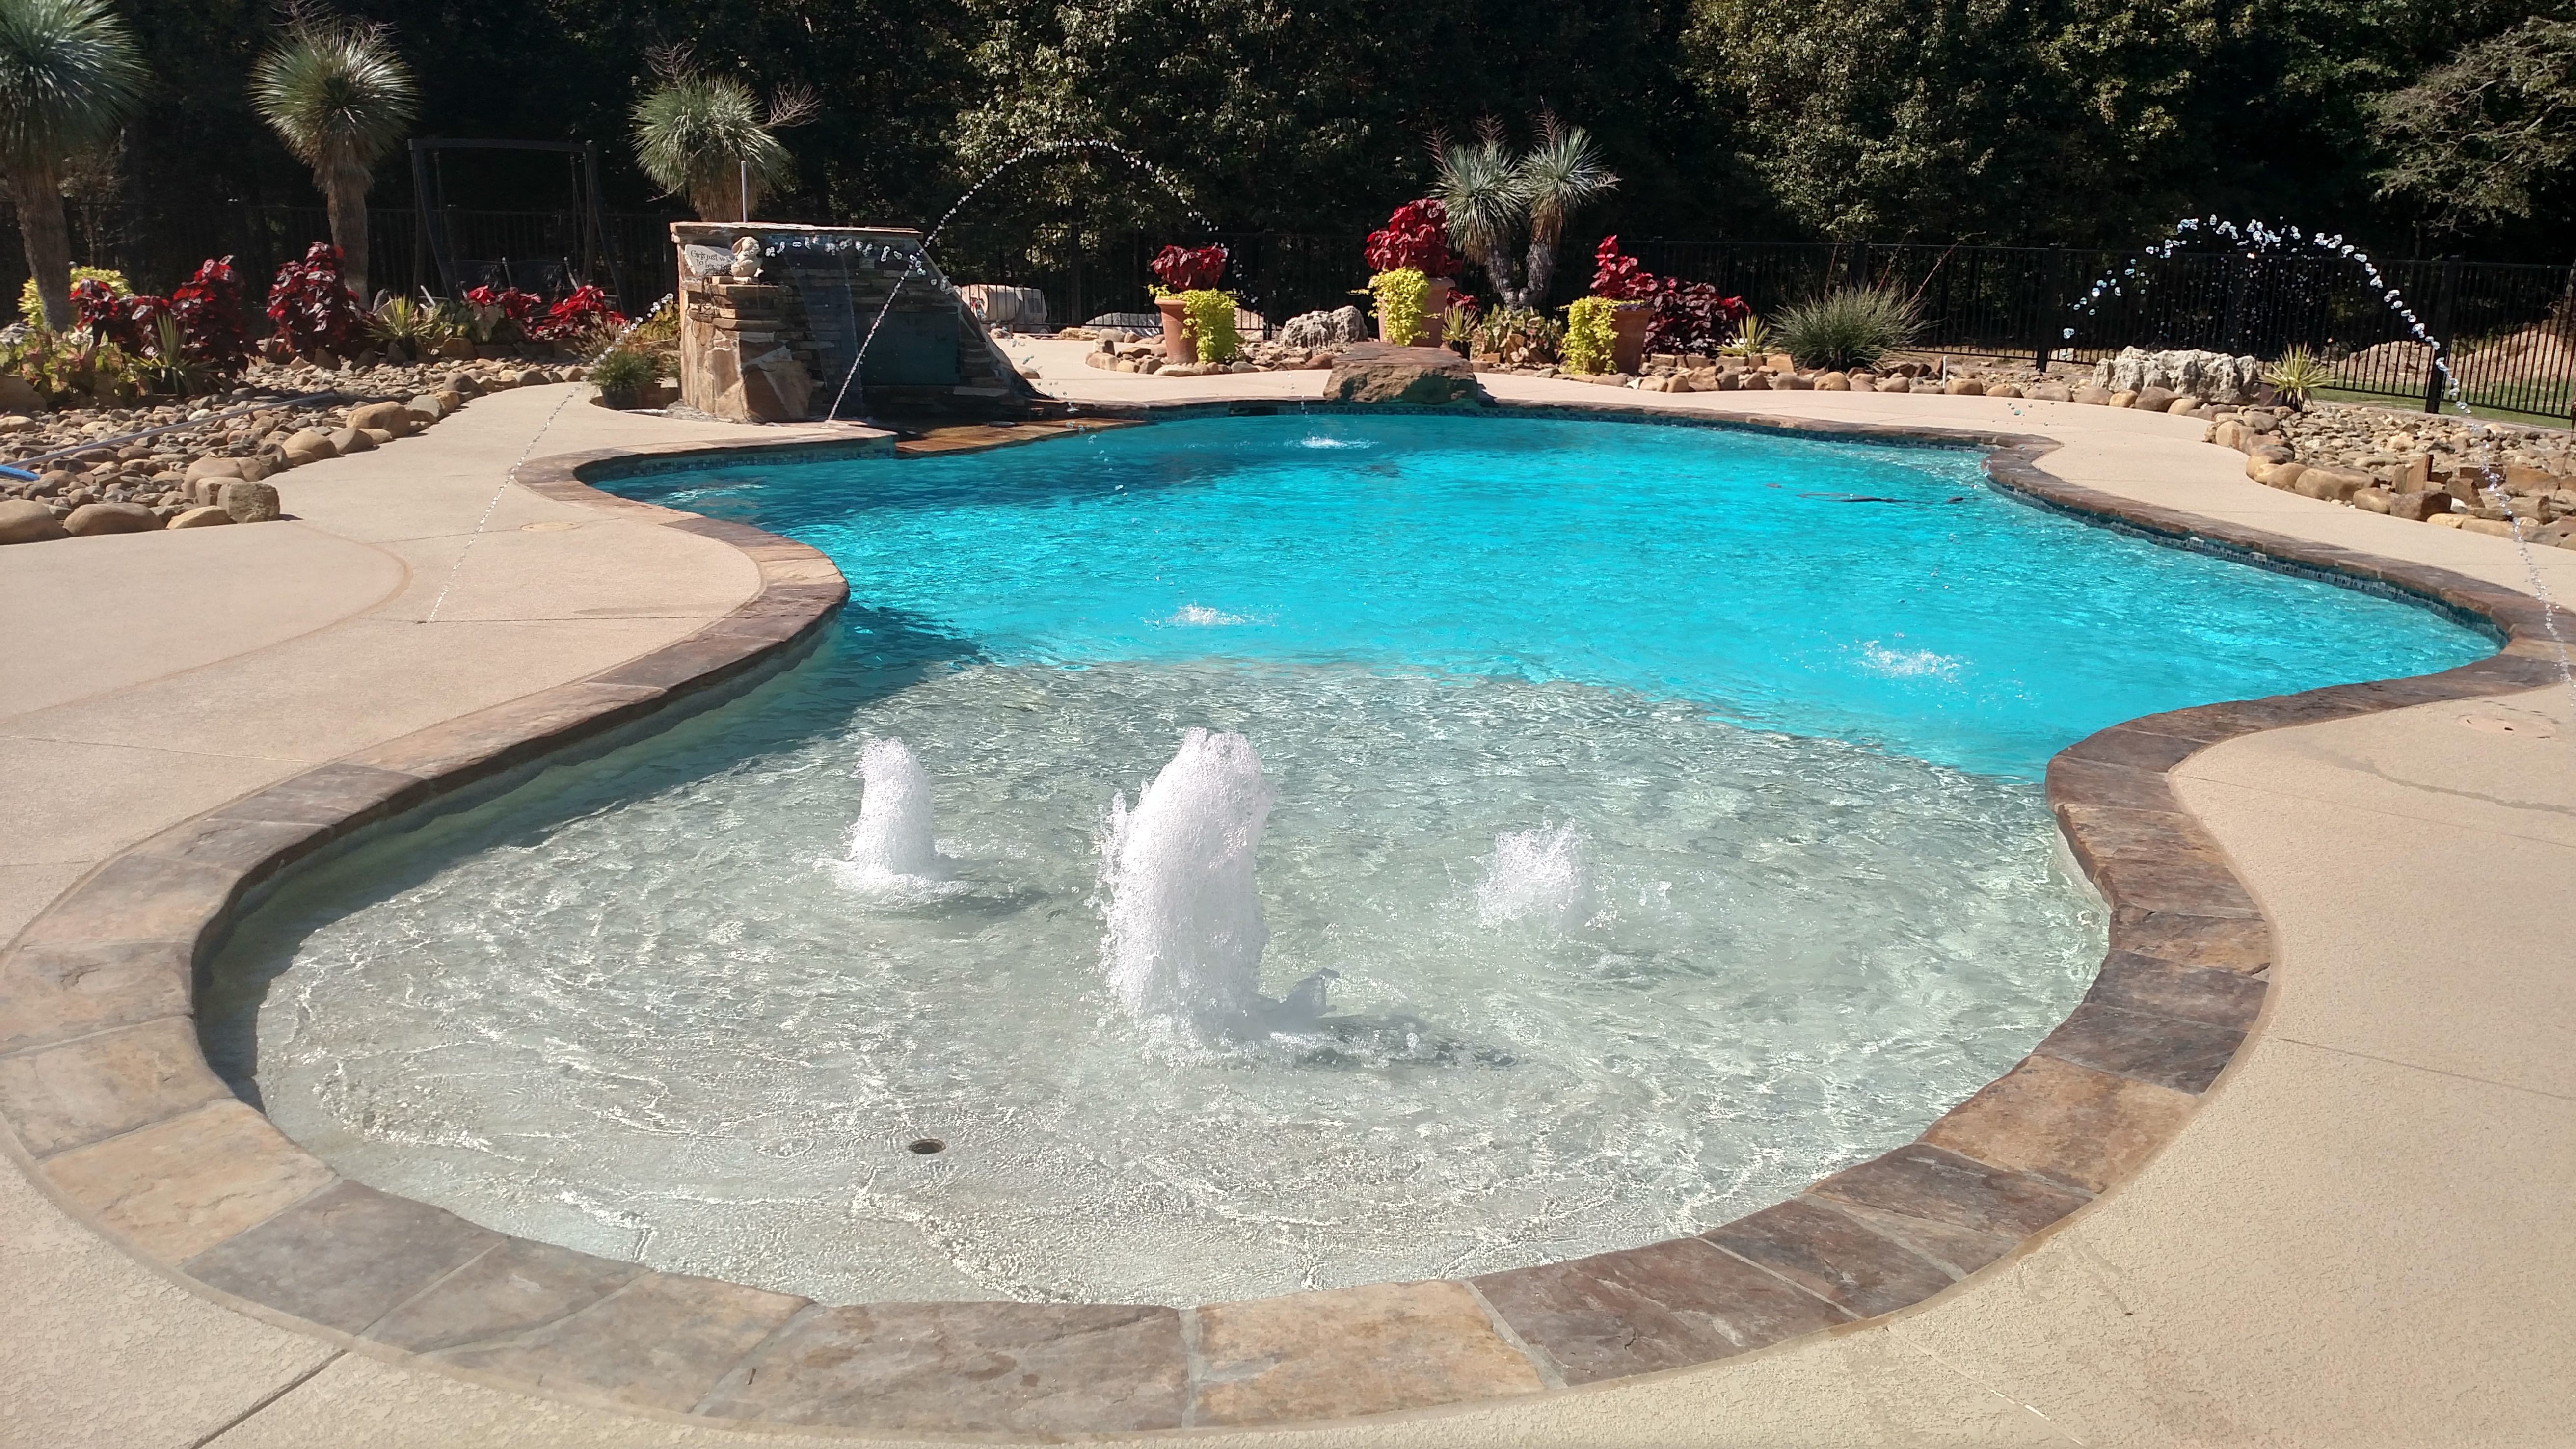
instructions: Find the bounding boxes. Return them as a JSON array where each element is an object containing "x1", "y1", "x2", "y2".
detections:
[{"x1": 204, "y1": 413, "x2": 2489, "y2": 1306}]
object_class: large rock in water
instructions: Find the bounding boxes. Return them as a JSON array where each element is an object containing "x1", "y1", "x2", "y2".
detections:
[
  {"x1": 1323, "y1": 344, "x2": 1485, "y2": 406},
  {"x1": 1278, "y1": 306, "x2": 1371, "y2": 349},
  {"x1": 2091, "y1": 347, "x2": 2263, "y2": 402}
]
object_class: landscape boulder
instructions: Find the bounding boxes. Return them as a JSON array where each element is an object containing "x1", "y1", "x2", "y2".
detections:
[
  {"x1": 0, "y1": 498, "x2": 67, "y2": 544},
  {"x1": 63, "y1": 501, "x2": 159, "y2": 537},
  {"x1": 282, "y1": 429, "x2": 338, "y2": 466},
  {"x1": 329, "y1": 427, "x2": 375, "y2": 455},
  {"x1": 345, "y1": 401, "x2": 417, "y2": 436},
  {"x1": 219, "y1": 479, "x2": 282, "y2": 524},
  {"x1": 1323, "y1": 343, "x2": 1486, "y2": 406},
  {"x1": 406, "y1": 393, "x2": 448, "y2": 423},
  {"x1": 2294, "y1": 467, "x2": 2373, "y2": 502},
  {"x1": 2390, "y1": 491, "x2": 2454, "y2": 521},
  {"x1": 2091, "y1": 346, "x2": 2264, "y2": 403},
  {"x1": 1278, "y1": 306, "x2": 1371, "y2": 349},
  {"x1": 168, "y1": 505, "x2": 235, "y2": 528}
]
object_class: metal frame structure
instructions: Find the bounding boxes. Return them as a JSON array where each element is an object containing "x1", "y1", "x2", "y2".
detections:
[{"x1": 407, "y1": 139, "x2": 626, "y2": 305}]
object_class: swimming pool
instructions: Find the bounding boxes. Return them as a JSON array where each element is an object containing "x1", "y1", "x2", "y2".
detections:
[{"x1": 202, "y1": 413, "x2": 2490, "y2": 1306}]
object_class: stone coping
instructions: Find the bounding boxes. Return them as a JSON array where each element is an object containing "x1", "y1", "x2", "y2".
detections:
[{"x1": 1, "y1": 403, "x2": 2564, "y2": 1439}]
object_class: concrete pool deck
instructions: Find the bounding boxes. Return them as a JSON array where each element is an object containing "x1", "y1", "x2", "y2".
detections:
[{"x1": 3, "y1": 364, "x2": 2572, "y2": 1447}]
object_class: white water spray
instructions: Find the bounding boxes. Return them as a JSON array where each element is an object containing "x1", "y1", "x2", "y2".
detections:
[
  {"x1": 2067, "y1": 217, "x2": 2575, "y2": 706},
  {"x1": 822, "y1": 738, "x2": 965, "y2": 901},
  {"x1": 825, "y1": 139, "x2": 1212, "y2": 420},
  {"x1": 1475, "y1": 823, "x2": 1594, "y2": 927},
  {"x1": 1098, "y1": 729, "x2": 1278, "y2": 1028}
]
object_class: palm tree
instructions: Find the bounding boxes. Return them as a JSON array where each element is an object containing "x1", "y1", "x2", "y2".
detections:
[
  {"x1": 631, "y1": 47, "x2": 819, "y2": 222},
  {"x1": 0, "y1": 0, "x2": 143, "y2": 331},
  {"x1": 250, "y1": 8, "x2": 417, "y2": 304},
  {"x1": 1515, "y1": 113, "x2": 1618, "y2": 308},
  {"x1": 1430, "y1": 119, "x2": 1530, "y2": 305}
]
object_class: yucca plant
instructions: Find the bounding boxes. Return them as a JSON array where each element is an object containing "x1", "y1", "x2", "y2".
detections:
[
  {"x1": 1517, "y1": 113, "x2": 1618, "y2": 307},
  {"x1": 366, "y1": 291, "x2": 453, "y2": 351},
  {"x1": 2261, "y1": 345, "x2": 2332, "y2": 410},
  {"x1": 1429, "y1": 110, "x2": 1617, "y2": 309},
  {"x1": 0, "y1": 0, "x2": 145, "y2": 330},
  {"x1": 139, "y1": 312, "x2": 209, "y2": 395},
  {"x1": 631, "y1": 45, "x2": 818, "y2": 221},
  {"x1": 1430, "y1": 120, "x2": 1528, "y2": 302},
  {"x1": 1775, "y1": 287, "x2": 1923, "y2": 371},
  {"x1": 1721, "y1": 313, "x2": 1770, "y2": 358},
  {"x1": 251, "y1": 6, "x2": 418, "y2": 304}
]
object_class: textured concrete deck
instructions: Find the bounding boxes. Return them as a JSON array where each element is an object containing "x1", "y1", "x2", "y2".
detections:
[{"x1": 4, "y1": 360, "x2": 2571, "y2": 1447}]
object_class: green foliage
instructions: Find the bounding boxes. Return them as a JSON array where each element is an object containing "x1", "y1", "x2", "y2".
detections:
[
  {"x1": 2, "y1": 323, "x2": 139, "y2": 402},
  {"x1": 137, "y1": 312, "x2": 210, "y2": 396},
  {"x1": 2262, "y1": 345, "x2": 2331, "y2": 409},
  {"x1": 1367, "y1": 268, "x2": 1429, "y2": 346},
  {"x1": 17, "y1": 263, "x2": 122, "y2": 325},
  {"x1": 1564, "y1": 295, "x2": 1617, "y2": 374},
  {"x1": 631, "y1": 45, "x2": 816, "y2": 222},
  {"x1": 1179, "y1": 288, "x2": 1241, "y2": 363},
  {"x1": 0, "y1": 0, "x2": 145, "y2": 170},
  {"x1": 1721, "y1": 312, "x2": 1770, "y2": 358},
  {"x1": 587, "y1": 345, "x2": 663, "y2": 395},
  {"x1": 1775, "y1": 287, "x2": 1921, "y2": 370},
  {"x1": 2372, "y1": 16, "x2": 2576, "y2": 233},
  {"x1": 1469, "y1": 305, "x2": 1563, "y2": 365},
  {"x1": 366, "y1": 293, "x2": 453, "y2": 348},
  {"x1": 249, "y1": 12, "x2": 417, "y2": 175}
]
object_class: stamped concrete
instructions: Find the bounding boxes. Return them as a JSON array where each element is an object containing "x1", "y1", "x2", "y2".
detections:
[{"x1": 4, "y1": 362, "x2": 2571, "y2": 1446}]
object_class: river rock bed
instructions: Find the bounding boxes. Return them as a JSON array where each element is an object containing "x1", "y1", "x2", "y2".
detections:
[{"x1": 0, "y1": 357, "x2": 589, "y2": 545}]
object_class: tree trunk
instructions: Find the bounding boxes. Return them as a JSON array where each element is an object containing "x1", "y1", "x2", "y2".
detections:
[
  {"x1": 9, "y1": 161, "x2": 76, "y2": 330},
  {"x1": 323, "y1": 151, "x2": 374, "y2": 304},
  {"x1": 690, "y1": 163, "x2": 761, "y2": 223},
  {"x1": 1525, "y1": 222, "x2": 1565, "y2": 312}
]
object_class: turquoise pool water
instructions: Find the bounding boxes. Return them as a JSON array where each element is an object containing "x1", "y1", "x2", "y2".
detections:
[
  {"x1": 208, "y1": 413, "x2": 2490, "y2": 1307},
  {"x1": 639, "y1": 412, "x2": 2487, "y2": 779}
]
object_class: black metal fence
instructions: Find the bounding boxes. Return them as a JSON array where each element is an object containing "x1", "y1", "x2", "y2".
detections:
[
  {"x1": 1, "y1": 201, "x2": 687, "y2": 315},
  {"x1": 1629, "y1": 241, "x2": 2575, "y2": 421},
  {"x1": 7, "y1": 204, "x2": 2570, "y2": 421}
]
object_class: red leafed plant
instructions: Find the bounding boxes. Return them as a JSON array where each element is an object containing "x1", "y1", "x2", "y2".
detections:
[
  {"x1": 462, "y1": 284, "x2": 544, "y2": 336},
  {"x1": 72, "y1": 277, "x2": 165, "y2": 352},
  {"x1": 1365, "y1": 200, "x2": 1462, "y2": 277},
  {"x1": 1149, "y1": 243, "x2": 1228, "y2": 292},
  {"x1": 267, "y1": 242, "x2": 366, "y2": 353},
  {"x1": 1589, "y1": 235, "x2": 1656, "y2": 301},
  {"x1": 1590, "y1": 235, "x2": 1748, "y2": 353},
  {"x1": 169, "y1": 257, "x2": 255, "y2": 372},
  {"x1": 530, "y1": 284, "x2": 626, "y2": 343}
]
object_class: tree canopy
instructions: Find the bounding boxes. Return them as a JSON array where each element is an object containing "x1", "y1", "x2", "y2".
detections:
[{"x1": 49, "y1": 0, "x2": 2576, "y2": 265}]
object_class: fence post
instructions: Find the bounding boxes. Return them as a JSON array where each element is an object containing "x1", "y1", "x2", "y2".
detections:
[
  {"x1": 1846, "y1": 242, "x2": 1868, "y2": 291},
  {"x1": 2423, "y1": 253, "x2": 2461, "y2": 413},
  {"x1": 2036, "y1": 245, "x2": 2064, "y2": 370}
]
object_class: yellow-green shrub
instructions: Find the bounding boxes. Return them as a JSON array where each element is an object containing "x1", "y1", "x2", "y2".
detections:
[
  {"x1": 1180, "y1": 288, "x2": 1241, "y2": 363},
  {"x1": 1564, "y1": 296, "x2": 1617, "y2": 374},
  {"x1": 19, "y1": 267, "x2": 130, "y2": 327},
  {"x1": 1368, "y1": 268, "x2": 1428, "y2": 346}
]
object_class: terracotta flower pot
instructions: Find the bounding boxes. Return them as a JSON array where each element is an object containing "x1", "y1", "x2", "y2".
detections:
[
  {"x1": 1421, "y1": 278, "x2": 1453, "y2": 348},
  {"x1": 1156, "y1": 295, "x2": 1197, "y2": 363},
  {"x1": 1610, "y1": 302, "x2": 1653, "y2": 374}
]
